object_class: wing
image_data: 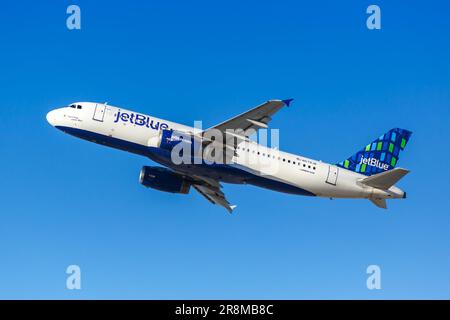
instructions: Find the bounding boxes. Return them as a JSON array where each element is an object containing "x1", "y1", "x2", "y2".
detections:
[
  {"x1": 197, "y1": 99, "x2": 293, "y2": 161},
  {"x1": 173, "y1": 170, "x2": 236, "y2": 213},
  {"x1": 168, "y1": 99, "x2": 293, "y2": 212},
  {"x1": 204, "y1": 99, "x2": 293, "y2": 137},
  {"x1": 192, "y1": 184, "x2": 236, "y2": 214}
]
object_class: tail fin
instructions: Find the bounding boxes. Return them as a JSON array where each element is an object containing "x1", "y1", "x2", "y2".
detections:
[{"x1": 337, "y1": 128, "x2": 412, "y2": 176}]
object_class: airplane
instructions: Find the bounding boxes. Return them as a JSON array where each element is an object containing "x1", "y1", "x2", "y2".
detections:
[{"x1": 46, "y1": 99, "x2": 412, "y2": 213}]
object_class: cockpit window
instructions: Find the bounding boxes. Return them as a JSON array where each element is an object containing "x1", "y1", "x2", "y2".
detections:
[
  {"x1": 69, "y1": 104, "x2": 76, "y2": 108},
  {"x1": 77, "y1": 105, "x2": 82, "y2": 109}
]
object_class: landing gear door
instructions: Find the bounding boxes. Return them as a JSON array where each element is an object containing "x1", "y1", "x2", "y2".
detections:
[
  {"x1": 93, "y1": 103, "x2": 106, "y2": 122},
  {"x1": 326, "y1": 165, "x2": 339, "y2": 185}
]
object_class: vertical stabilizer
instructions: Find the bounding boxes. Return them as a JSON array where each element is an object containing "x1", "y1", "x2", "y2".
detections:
[{"x1": 337, "y1": 128, "x2": 412, "y2": 176}]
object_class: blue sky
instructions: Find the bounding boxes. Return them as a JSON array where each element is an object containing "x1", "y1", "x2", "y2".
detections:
[{"x1": 0, "y1": 0, "x2": 449, "y2": 299}]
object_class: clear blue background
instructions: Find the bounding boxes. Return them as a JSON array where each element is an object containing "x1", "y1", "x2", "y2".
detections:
[{"x1": 0, "y1": 0, "x2": 449, "y2": 299}]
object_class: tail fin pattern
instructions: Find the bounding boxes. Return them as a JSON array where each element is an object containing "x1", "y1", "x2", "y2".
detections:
[{"x1": 337, "y1": 128, "x2": 412, "y2": 176}]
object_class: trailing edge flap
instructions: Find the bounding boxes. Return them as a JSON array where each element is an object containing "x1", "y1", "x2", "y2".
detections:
[
  {"x1": 370, "y1": 198, "x2": 387, "y2": 209},
  {"x1": 361, "y1": 167, "x2": 410, "y2": 190}
]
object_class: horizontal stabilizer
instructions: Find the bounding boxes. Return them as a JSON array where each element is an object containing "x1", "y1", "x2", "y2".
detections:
[
  {"x1": 370, "y1": 198, "x2": 387, "y2": 209},
  {"x1": 362, "y1": 167, "x2": 410, "y2": 190}
]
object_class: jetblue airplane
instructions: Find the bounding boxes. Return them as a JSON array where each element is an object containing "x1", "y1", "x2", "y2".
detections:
[{"x1": 46, "y1": 100, "x2": 412, "y2": 213}]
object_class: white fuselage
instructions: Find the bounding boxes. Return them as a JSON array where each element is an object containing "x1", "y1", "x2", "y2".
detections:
[{"x1": 46, "y1": 102, "x2": 405, "y2": 200}]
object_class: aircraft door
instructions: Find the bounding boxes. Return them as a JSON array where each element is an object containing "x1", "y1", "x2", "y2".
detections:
[
  {"x1": 93, "y1": 103, "x2": 106, "y2": 122},
  {"x1": 326, "y1": 165, "x2": 339, "y2": 185}
]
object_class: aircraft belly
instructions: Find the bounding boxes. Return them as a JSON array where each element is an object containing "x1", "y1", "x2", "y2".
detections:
[{"x1": 147, "y1": 150, "x2": 316, "y2": 196}]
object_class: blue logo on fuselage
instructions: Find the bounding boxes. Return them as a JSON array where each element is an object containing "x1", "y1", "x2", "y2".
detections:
[{"x1": 114, "y1": 110, "x2": 169, "y2": 131}]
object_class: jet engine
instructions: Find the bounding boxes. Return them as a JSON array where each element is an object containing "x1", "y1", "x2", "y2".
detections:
[{"x1": 139, "y1": 166, "x2": 191, "y2": 194}]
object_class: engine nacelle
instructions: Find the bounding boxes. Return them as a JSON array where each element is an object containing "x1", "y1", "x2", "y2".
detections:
[{"x1": 139, "y1": 166, "x2": 190, "y2": 194}]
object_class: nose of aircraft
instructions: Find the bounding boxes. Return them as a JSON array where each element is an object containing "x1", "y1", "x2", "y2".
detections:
[{"x1": 46, "y1": 109, "x2": 58, "y2": 126}]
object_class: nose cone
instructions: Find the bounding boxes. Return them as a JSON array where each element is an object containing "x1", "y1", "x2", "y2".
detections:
[{"x1": 46, "y1": 110, "x2": 58, "y2": 126}]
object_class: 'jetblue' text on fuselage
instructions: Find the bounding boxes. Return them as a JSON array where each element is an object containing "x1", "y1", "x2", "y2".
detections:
[{"x1": 114, "y1": 110, "x2": 169, "y2": 131}]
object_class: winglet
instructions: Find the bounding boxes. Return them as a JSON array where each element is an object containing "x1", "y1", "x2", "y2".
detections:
[
  {"x1": 228, "y1": 205, "x2": 237, "y2": 214},
  {"x1": 282, "y1": 98, "x2": 294, "y2": 107}
]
